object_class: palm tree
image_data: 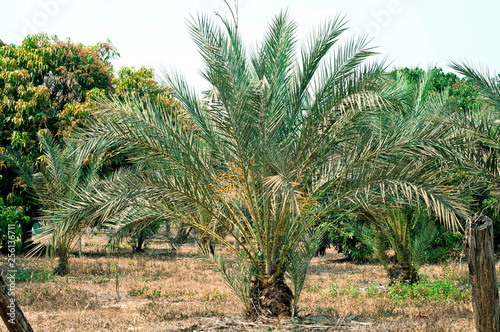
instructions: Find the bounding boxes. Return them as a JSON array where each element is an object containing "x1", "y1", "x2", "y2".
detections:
[
  {"x1": 59, "y1": 10, "x2": 469, "y2": 318},
  {"x1": 326, "y1": 68, "x2": 473, "y2": 283},
  {"x1": 380, "y1": 67, "x2": 478, "y2": 273},
  {"x1": 447, "y1": 62, "x2": 500, "y2": 218},
  {"x1": 5, "y1": 132, "x2": 103, "y2": 275},
  {"x1": 359, "y1": 207, "x2": 447, "y2": 284}
]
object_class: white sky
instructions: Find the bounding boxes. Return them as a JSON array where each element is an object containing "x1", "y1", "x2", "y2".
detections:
[{"x1": 2, "y1": 0, "x2": 499, "y2": 93}]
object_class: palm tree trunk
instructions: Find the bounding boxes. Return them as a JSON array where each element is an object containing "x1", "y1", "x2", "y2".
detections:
[
  {"x1": 54, "y1": 255, "x2": 69, "y2": 276},
  {"x1": 134, "y1": 235, "x2": 145, "y2": 252},
  {"x1": 249, "y1": 272, "x2": 293, "y2": 318},
  {"x1": 388, "y1": 263, "x2": 418, "y2": 284},
  {"x1": 20, "y1": 208, "x2": 37, "y2": 255}
]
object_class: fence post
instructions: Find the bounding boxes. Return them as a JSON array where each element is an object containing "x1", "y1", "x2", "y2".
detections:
[{"x1": 465, "y1": 215, "x2": 500, "y2": 332}]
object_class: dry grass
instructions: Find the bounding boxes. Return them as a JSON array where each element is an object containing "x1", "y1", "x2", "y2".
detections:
[{"x1": 0, "y1": 236, "x2": 477, "y2": 331}]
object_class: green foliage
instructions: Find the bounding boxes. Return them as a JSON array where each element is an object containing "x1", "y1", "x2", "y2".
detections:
[
  {"x1": 114, "y1": 67, "x2": 166, "y2": 100},
  {"x1": 202, "y1": 289, "x2": 227, "y2": 302},
  {"x1": 0, "y1": 198, "x2": 30, "y2": 253},
  {"x1": 0, "y1": 33, "x2": 116, "y2": 154},
  {"x1": 0, "y1": 34, "x2": 117, "y2": 253},
  {"x1": 58, "y1": 87, "x2": 108, "y2": 136},
  {"x1": 388, "y1": 275, "x2": 470, "y2": 305},
  {"x1": 360, "y1": 208, "x2": 449, "y2": 284},
  {"x1": 129, "y1": 220, "x2": 162, "y2": 252},
  {"x1": 325, "y1": 275, "x2": 470, "y2": 306},
  {"x1": 321, "y1": 218, "x2": 373, "y2": 262},
  {"x1": 16, "y1": 266, "x2": 54, "y2": 282},
  {"x1": 322, "y1": 214, "x2": 462, "y2": 265},
  {"x1": 389, "y1": 66, "x2": 480, "y2": 112},
  {"x1": 431, "y1": 224, "x2": 463, "y2": 260}
]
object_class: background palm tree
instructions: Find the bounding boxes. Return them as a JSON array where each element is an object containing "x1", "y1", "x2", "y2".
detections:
[
  {"x1": 4, "y1": 132, "x2": 103, "y2": 275},
  {"x1": 319, "y1": 67, "x2": 472, "y2": 283},
  {"x1": 439, "y1": 62, "x2": 500, "y2": 251},
  {"x1": 359, "y1": 207, "x2": 447, "y2": 284},
  {"x1": 448, "y1": 61, "x2": 500, "y2": 211}
]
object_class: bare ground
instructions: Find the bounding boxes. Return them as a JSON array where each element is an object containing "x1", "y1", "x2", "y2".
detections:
[{"x1": 0, "y1": 236, "x2": 476, "y2": 331}]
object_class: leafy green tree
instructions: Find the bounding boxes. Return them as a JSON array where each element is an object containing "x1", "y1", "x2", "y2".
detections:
[
  {"x1": 114, "y1": 66, "x2": 170, "y2": 102},
  {"x1": 0, "y1": 198, "x2": 30, "y2": 254},
  {"x1": 319, "y1": 217, "x2": 373, "y2": 262},
  {"x1": 0, "y1": 33, "x2": 117, "y2": 153},
  {"x1": 0, "y1": 33, "x2": 117, "y2": 251},
  {"x1": 390, "y1": 66, "x2": 480, "y2": 112},
  {"x1": 54, "y1": 10, "x2": 468, "y2": 318}
]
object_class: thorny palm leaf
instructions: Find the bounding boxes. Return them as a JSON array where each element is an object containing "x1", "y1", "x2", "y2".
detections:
[{"x1": 445, "y1": 61, "x2": 500, "y2": 216}]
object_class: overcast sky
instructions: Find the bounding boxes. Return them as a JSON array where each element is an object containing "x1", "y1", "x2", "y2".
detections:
[{"x1": 2, "y1": 0, "x2": 499, "y2": 92}]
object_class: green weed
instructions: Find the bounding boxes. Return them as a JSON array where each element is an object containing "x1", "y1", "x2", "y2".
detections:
[
  {"x1": 129, "y1": 286, "x2": 149, "y2": 296},
  {"x1": 202, "y1": 290, "x2": 227, "y2": 302},
  {"x1": 388, "y1": 275, "x2": 470, "y2": 305},
  {"x1": 16, "y1": 267, "x2": 54, "y2": 282}
]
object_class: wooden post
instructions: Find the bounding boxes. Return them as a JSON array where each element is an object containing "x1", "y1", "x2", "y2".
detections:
[
  {"x1": 465, "y1": 215, "x2": 500, "y2": 332},
  {"x1": 0, "y1": 275, "x2": 33, "y2": 332},
  {"x1": 78, "y1": 235, "x2": 82, "y2": 258}
]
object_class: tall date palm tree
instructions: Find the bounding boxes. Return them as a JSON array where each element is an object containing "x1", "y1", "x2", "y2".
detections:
[{"x1": 60, "y1": 11, "x2": 468, "y2": 317}]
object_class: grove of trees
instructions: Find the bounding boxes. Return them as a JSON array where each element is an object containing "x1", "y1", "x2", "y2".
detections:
[{"x1": 2, "y1": 7, "x2": 500, "y2": 321}]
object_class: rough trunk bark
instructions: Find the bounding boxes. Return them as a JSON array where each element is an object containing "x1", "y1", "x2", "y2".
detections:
[
  {"x1": 78, "y1": 236, "x2": 82, "y2": 258},
  {"x1": 388, "y1": 263, "x2": 419, "y2": 285},
  {"x1": 0, "y1": 275, "x2": 33, "y2": 332},
  {"x1": 54, "y1": 255, "x2": 69, "y2": 276},
  {"x1": 465, "y1": 215, "x2": 500, "y2": 332},
  {"x1": 249, "y1": 272, "x2": 293, "y2": 319}
]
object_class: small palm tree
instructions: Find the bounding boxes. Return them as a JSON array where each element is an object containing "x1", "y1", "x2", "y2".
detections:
[
  {"x1": 8, "y1": 132, "x2": 103, "y2": 275},
  {"x1": 357, "y1": 68, "x2": 475, "y2": 284},
  {"x1": 360, "y1": 207, "x2": 446, "y2": 284}
]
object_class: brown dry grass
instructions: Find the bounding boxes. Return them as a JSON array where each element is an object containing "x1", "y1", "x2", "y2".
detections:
[{"x1": 0, "y1": 236, "x2": 477, "y2": 331}]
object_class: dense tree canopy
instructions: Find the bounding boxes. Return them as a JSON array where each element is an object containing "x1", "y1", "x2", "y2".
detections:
[
  {"x1": 0, "y1": 34, "x2": 117, "y2": 207},
  {"x1": 389, "y1": 66, "x2": 481, "y2": 112},
  {"x1": 0, "y1": 34, "x2": 118, "y2": 252},
  {"x1": 0, "y1": 34, "x2": 178, "y2": 253}
]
